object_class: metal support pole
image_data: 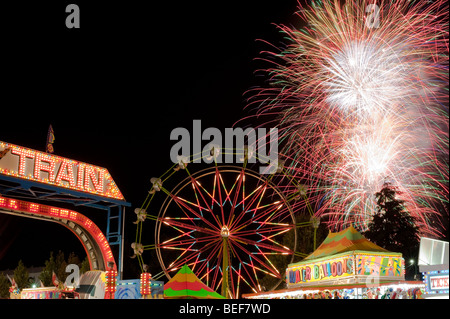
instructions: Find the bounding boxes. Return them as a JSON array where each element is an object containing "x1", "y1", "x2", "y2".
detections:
[
  {"x1": 221, "y1": 237, "x2": 229, "y2": 298},
  {"x1": 117, "y1": 205, "x2": 123, "y2": 280},
  {"x1": 106, "y1": 206, "x2": 111, "y2": 241},
  {"x1": 106, "y1": 205, "x2": 123, "y2": 280},
  {"x1": 120, "y1": 206, "x2": 125, "y2": 280},
  {"x1": 311, "y1": 216, "x2": 320, "y2": 250},
  {"x1": 313, "y1": 228, "x2": 317, "y2": 251}
]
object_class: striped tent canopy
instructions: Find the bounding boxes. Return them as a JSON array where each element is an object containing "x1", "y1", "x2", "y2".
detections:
[
  {"x1": 164, "y1": 265, "x2": 225, "y2": 299},
  {"x1": 304, "y1": 225, "x2": 389, "y2": 260}
]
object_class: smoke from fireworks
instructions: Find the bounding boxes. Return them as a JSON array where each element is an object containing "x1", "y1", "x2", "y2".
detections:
[{"x1": 248, "y1": 0, "x2": 449, "y2": 236}]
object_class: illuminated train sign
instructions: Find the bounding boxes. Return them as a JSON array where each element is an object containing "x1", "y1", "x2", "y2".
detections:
[{"x1": 0, "y1": 141, "x2": 124, "y2": 201}]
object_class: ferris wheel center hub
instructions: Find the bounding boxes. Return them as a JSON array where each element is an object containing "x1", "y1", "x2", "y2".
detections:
[{"x1": 220, "y1": 226, "x2": 230, "y2": 237}]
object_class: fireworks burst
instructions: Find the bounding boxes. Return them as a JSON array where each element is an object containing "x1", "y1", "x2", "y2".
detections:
[{"x1": 249, "y1": 0, "x2": 449, "y2": 236}]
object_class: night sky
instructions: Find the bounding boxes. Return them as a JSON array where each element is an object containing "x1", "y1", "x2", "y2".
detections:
[{"x1": 0, "y1": 0, "x2": 301, "y2": 277}]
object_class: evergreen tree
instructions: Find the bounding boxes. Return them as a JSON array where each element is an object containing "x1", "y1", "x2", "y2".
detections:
[
  {"x1": 55, "y1": 250, "x2": 68, "y2": 283},
  {"x1": 0, "y1": 273, "x2": 10, "y2": 298},
  {"x1": 67, "y1": 252, "x2": 81, "y2": 266},
  {"x1": 13, "y1": 260, "x2": 29, "y2": 290},
  {"x1": 80, "y1": 257, "x2": 90, "y2": 274},
  {"x1": 39, "y1": 251, "x2": 85, "y2": 286},
  {"x1": 363, "y1": 182, "x2": 420, "y2": 278},
  {"x1": 39, "y1": 252, "x2": 56, "y2": 286}
]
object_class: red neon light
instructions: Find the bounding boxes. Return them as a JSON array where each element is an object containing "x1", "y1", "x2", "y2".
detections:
[
  {"x1": 0, "y1": 195, "x2": 116, "y2": 272},
  {"x1": 30, "y1": 203, "x2": 39, "y2": 212},
  {"x1": 8, "y1": 199, "x2": 18, "y2": 210},
  {"x1": 140, "y1": 272, "x2": 152, "y2": 295}
]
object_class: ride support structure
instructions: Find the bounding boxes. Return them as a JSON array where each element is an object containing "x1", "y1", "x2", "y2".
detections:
[{"x1": 0, "y1": 141, "x2": 131, "y2": 278}]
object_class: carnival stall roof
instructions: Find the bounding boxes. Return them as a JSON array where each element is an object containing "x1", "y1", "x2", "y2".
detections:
[
  {"x1": 286, "y1": 226, "x2": 405, "y2": 289},
  {"x1": 164, "y1": 265, "x2": 225, "y2": 299},
  {"x1": 304, "y1": 225, "x2": 388, "y2": 260}
]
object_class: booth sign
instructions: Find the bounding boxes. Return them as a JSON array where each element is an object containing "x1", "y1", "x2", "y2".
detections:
[
  {"x1": 423, "y1": 270, "x2": 449, "y2": 295},
  {"x1": 286, "y1": 251, "x2": 404, "y2": 288}
]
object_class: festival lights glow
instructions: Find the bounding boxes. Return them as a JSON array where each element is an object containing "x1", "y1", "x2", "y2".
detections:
[
  {"x1": 0, "y1": 141, "x2": 124, "y2": 200},
  {"x1": 134, "y1": 165, "x2": 298, "y2": 298}
]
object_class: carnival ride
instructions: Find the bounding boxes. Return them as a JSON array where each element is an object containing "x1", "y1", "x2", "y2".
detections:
[
  {"x1": 132, "y1": 147, "x2": 322, "y2": 298},
  {"x1": 0, "y1": 195, "x2": 115, "y2": 272},
  {"x1": 0, "y1": 141, "x2": 130, "y2": 277}
]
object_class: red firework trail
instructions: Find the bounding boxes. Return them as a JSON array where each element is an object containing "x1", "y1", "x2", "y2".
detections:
[{"x1": 245, "y1": 0, "x2": 449, "y2": 236}]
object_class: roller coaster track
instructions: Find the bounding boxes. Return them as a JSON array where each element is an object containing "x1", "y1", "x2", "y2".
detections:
[{"x1": 0, "y1": 195, "x2": 116, "y2": 272}]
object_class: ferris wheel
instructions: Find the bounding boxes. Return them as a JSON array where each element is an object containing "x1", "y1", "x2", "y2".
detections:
[{"x1": 132, "y1": 148, "x2": 312, "y2": 298}]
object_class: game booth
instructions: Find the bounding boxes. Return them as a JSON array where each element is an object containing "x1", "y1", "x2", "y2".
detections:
[
  {"x1": 418, "y1": 237, "x2": 449, "y2": 299},
  {"x1": 243, "y1": 226, "x2": 425, "y2": 299}
]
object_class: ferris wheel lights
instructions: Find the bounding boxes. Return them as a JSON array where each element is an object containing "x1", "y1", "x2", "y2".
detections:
[
  {"x1": 238, "y1": 145, "x2": 255, "y2": 162},
  {"x1": 174, "y1": 155, "x2": 189, "y2": 171},
  {"x1": 133, "y1": 208, "x2": 147, "y2": 224},
  {"x1": 205, "y1": 144, "x2": 221, "y2": 161},
  {"x1": 137, "y1": 164, "x2": 297, "y2": 298},
  {"x1": 130, "y1": 242, "x2": 144, "y2": 259},
  {"x1": 134, "y1": 208, "x2": 145, "y2": 214},
  {"x1": 150, "y1": 177, "x2": 162, "y2": 193},
  {"x1": 221, "y1": 225, "x2": 230, "y2": 237}
]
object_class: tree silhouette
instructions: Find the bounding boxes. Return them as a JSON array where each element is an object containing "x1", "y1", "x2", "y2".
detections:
[
  {"x1": 39, "y1": 251, "x2": 88, "y2": 286},
  {"x1": 363, "y1": 182, "x2": 420, "y2": 279},
  {"x1": 0, "y1": 273, "x2": 10, "y2": 298},
  {"x1": 13, "y1": 260, "x2": 29, "y2": 290}
]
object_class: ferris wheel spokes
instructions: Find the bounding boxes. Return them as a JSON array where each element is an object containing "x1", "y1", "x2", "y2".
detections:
[{"x1": 141, "y1": 163, "x2": 299, "y2": 298}]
